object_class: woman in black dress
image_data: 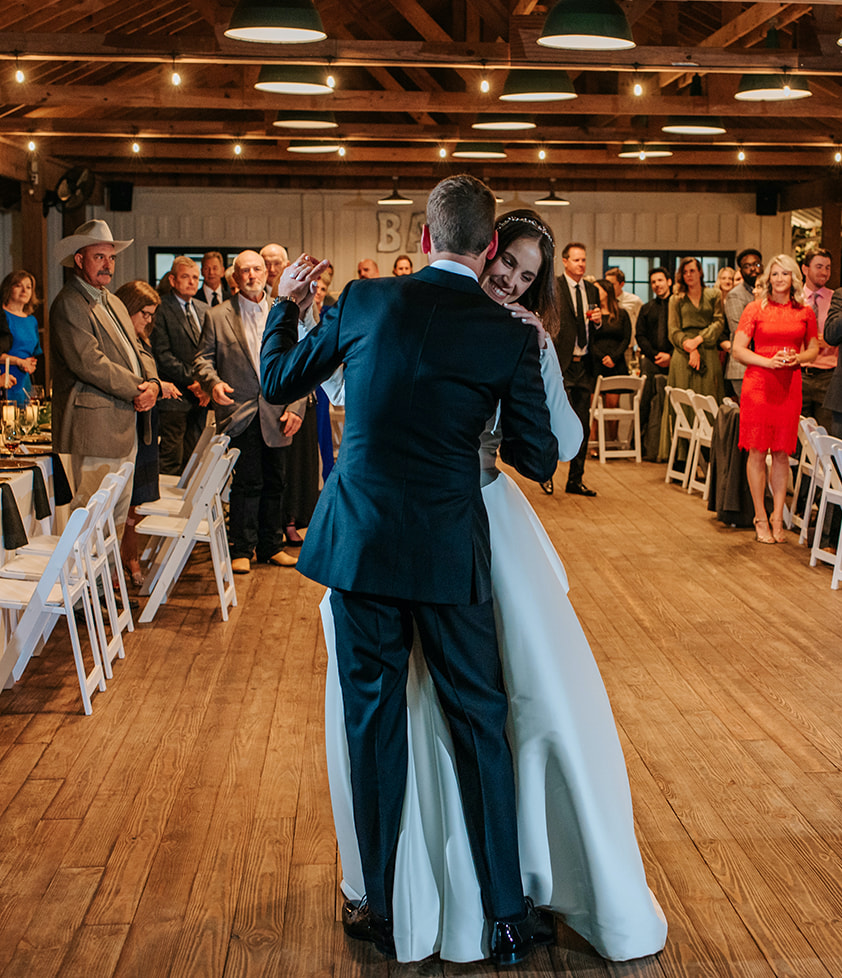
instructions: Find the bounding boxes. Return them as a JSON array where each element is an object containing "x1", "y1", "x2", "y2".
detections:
[
  {"x1": 114, "y1": 281, "x2": 181, "y2": 585},
  {"x1": 590, "y1": 278, "x2": 631, "y2": 446}
]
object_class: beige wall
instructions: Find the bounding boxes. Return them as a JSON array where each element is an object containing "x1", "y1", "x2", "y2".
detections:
[{"x1": 2, "y1": 186, "x2": 790, "y2": 304}]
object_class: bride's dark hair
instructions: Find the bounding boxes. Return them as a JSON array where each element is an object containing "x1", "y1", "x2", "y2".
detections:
[{"x1": 489, "y1": 209, "x2": 559, "y2": 337}]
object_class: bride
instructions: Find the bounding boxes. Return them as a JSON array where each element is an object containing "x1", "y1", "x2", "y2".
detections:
[{"x1": 321, "y1": 211, "x2": 667, "y2": 963}]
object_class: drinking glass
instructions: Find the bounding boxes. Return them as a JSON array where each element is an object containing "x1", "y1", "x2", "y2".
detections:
[{"x1": 779, "y1": 346, "x2": 797, "y2": 366}]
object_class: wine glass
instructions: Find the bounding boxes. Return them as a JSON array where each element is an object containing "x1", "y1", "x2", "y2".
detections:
[
  {"x1": 18, "y1": 402, "x2": 38, "y2": 439},
  {"x1": 1, "y1": 402, "x2": 21, "y2": 453},
  {"x1": 779, "y1": 346, "x2": 797, "y2": 366}
]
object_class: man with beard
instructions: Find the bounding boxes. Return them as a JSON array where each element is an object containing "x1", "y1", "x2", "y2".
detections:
[{"x1": 637, "y1": 266, "x2": 673, "y2": 460}]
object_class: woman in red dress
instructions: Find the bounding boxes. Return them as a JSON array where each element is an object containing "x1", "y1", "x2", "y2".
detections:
[{"x1": 732, "y1": 255, "x2": 818, "y2": 544}]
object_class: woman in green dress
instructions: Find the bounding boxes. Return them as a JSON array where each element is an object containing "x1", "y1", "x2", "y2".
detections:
[{"x1": 658, "y1": 257, "x2": 725, "y2": 460}]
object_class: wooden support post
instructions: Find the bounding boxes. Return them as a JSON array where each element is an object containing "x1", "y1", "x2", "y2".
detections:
[
  {"x1": 821, "y1": 199, "x2": 842, "y2": 290},
  {"x1": 19, "y1": 184, "x2": 49, "y2": 388}
]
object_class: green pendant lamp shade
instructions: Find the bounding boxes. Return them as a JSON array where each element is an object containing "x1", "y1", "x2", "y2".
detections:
[
  {"x1": 452, "y1": 142, "x2": 507, "y2": 159},
  {"x1": 255, "y1": 65, "x2": 333, "y2": 94},
  {"x1": 273, "y1": 111, "x2": 338, "y2": 129},
  {"x1": 472, "y1": 114, "x2": 536, "y2": 131},
  {"x1": 225, "y1": 0, "x2": 327, "y2": 43},
  {"x1": 734, "y1": 73, "x2": 811, "y2": 102},
  {"x1": 499, "y1": 70, "x2": 577, "y2": 102},
  {"x1": 538, "y1": 0, "x2": 635, "y2": 50}
]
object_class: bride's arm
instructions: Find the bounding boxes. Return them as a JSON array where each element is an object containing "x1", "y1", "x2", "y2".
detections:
[{"x1": 540, "y1": 339, "x2": 584, "y2": 462}]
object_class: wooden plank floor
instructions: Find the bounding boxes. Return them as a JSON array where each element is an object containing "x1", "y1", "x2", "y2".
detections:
[{"x1": 2, "y1": 460, "x2": 842, "y2": 977}]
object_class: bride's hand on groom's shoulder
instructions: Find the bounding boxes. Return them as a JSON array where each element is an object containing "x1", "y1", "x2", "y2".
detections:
[{"x1": 505, "y1": 302, "x2": 547, "y2": 349}]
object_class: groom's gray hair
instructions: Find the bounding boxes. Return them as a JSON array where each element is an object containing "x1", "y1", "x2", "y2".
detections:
[{"x1": 426, "y1": 174, "x2": 496, "y2": 257}]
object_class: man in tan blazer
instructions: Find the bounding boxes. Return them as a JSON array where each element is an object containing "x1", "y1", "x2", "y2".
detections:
[
  {"x1": 50, "y1": 220, "x2": 160, "y2": 536},
  {"x1": 193, "y1": 249, "x2": 306, "y2": 574}
]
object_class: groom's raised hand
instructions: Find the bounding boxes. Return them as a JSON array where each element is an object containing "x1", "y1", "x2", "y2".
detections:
[{"x1": 277, "y1": 254, "x2": 331, "y2": 313}]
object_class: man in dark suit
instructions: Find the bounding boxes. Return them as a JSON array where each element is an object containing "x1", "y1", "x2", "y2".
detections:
[
  {"x1": 151, "y1": 256, "x2": 210, "y2": 475},
  {"x1": 823, "y1": 287, "x2": 842, "y2": 438},
  {"x1": 261, "y1": 175, "x2": 557, "y2": 966},
  {"x1": 554, "y1": 241, "x2": 602, "y2": 496},
  {"x1": 199, "y1": 250, "x2": 230, "y2": 308},
  {"x1": 193, "y1": 250, "x2": 306, "y2": 574}
]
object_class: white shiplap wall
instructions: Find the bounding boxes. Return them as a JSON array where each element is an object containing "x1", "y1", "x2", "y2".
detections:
[{"x1": 1, "y1": 186, "x2": 789, "y2": 303}]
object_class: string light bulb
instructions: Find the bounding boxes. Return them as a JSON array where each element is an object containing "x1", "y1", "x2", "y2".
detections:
[
  {"x1": 439, "y1": 146, "x2": 447, "y2": 158},
  {"x1": 27, "y1": 140, "x2": 35, "y2": 152},
  {"x1": 632, "y1": 64, "x2": 642, "y2": 97},
  {"x1": 835, "y1": 149, "x2": 841, "y2": 164},
  {"x1": 234, "y1": 143, "x2": 243, "y2": 156},
  {"x1": 338, "y1": 145, "x2": 346, "y2": 157},
  {"x1": 131, "y1": 141, "x2": 141, "y2": 154},
  {"x1": 171, "y1": 56, "x2": 181, "y2": 86},
  {"x1": 737, "y1": 147, "x2": 746, "y2": 162},
  {"x1": 538, "y1": 148, "x2": 547, "y2": 160},
  {"x1": 480, "y1": 60, "x2": 490, "y2": 93},
  {"x1": 14, "y1": 54, "x2": 24, "y2": 84},
  {"x1": 326, "y1": 57, "x2": 335, "y2": 89}
]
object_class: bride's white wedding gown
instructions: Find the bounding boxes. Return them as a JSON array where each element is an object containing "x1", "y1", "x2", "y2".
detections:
[{"x1": 320, "y1": 341, "x2": 668, "y2": 963}]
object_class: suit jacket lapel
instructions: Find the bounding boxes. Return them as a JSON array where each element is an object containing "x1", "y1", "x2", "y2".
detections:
[{"x1": 91, "y1": 300, "x2": 138, "y2": 371}]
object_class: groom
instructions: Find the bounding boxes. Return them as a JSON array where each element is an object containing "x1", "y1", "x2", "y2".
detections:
[{"x1": 261, "y1": 175, "x2": 557, "y2": 965}]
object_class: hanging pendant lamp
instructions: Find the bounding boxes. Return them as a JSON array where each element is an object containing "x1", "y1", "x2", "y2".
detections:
[
  {"x1": 255, "y1": 65, "x2": 333, "y2": 94},
  {"x1": 225, "y1": 0, "x2": 326, "y2": 43},
  {"x1": 499, "y1": 70, "x2": 577, "y2": 103},
  {"x1": 452, "y1": 142, "x2": 507, "y2": 159},
  {"x1": 377, "y1": 178, "x2": 413, "y2": 206},
  {"x1": 538, "y1": 0, "x2": 635, "y2": 51}
]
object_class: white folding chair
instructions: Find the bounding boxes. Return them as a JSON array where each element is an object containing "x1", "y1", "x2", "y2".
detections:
[
  {"x1": 664, "y1": 387, "x2": 698, "y2": 488},
  {"x1": 140, "y1": 434, "x2": 230, "y2": 514},
  {"x1": 0, "y1": 506, "x2": 106, "y2": 715},
  {"x1": 159, "y1": 427, "x2": 222, "y2": 498},
  {"x1": 137, "y1": 446, "x2": 239, "y2": 623},
  {"x1": 798, "y1": 424, "x2": 829, "y2": 546},
  {"x1": 686, "y1": 392, "x2": 718, "y2": 500},
  {"x1": 809, "y1": 436, "x2": 842, "y2": 588},
  {"x1": 588, "y1": 375, "x2": 645, "y2": 463},
  {"x1": 787, "y1": 417, "x2": 819, "y2": 531}
]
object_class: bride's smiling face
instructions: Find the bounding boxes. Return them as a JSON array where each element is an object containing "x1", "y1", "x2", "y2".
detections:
[{"x1": 481, "y1": 236, "x2": 543, "y2": 306}]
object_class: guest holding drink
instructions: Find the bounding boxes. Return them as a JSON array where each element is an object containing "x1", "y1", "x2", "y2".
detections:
[
  {"x1": 731, "y1": 255, "x2": 818, "y2": 544},
  {"x1": 0, "y1": 270, "x2": 41, "y2": 402}
]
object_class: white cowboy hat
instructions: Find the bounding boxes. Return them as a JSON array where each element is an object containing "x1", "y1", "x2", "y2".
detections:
[{"x1": 55, "y1": 219, "x2": 134, "y2": 268}]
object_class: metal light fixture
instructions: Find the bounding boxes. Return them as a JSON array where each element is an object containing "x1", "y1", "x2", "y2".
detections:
[
  {"x1": 171, "y1": 55, "x2": 181, "y2": 87},
  {"x1": 735, "y1": 29, "x2": 811, "y2": 102},
  {"x1": 538, "y1": 0, "x2": 635, "y2": 51},
  {"x1": 452, "y1": 142, "x2": 507, "y2": 159},
  {"x1": 287, "y1": 139, "x2": 342, "y2": 153},
  {"x1": 535, "y1": 180, "x2": 569, "y2": 206},
  {"x1": 472, "y1": 114, "x2": 536, "y2": 131},
  {"x1": 662, "y1": 73, "x2": 726, "y2": 134},
  {"x1": 273, "y1": 110, "x2": 338, "y2": 129},
  {"x1": 499, "y1": 70, "x2": 576, "y2": 103},
  {"x1": 225, "y1": 0, "x2": 327, "y2": 43},
  {"x1": 255, "y1": 65, "x2": 333, "y2": 94},
  {"x1": 14, "y1": 53, "x2": 24, "y2": 84},
  {"x1": 618, "y1": 143, "x2": 673, "y2": 159},
  {"x1": 734, "y1": 71, "x2": 811, "y2": 102},
  {"x1": 377, "y1": 178, "x2": 413, "y2": 206}
]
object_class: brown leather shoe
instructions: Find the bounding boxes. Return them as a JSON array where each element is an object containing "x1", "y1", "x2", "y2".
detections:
[
  {"x1": 231, "y1": 557, "x2": 251, "y2": 574},
  {"x1": 266, "y1": 550, "x2": 298, "y2": 567}
]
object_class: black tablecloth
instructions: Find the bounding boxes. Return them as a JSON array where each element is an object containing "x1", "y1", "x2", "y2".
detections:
[{"x1": 0, "y1": 480, "x2": 28, "y2": 550}]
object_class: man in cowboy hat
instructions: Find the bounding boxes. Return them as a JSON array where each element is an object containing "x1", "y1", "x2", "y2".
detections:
[{"x1": 50, "y1": 219, "x2": 160, "y2": 537}]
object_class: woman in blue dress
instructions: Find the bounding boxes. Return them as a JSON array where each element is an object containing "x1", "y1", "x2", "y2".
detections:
[
  {"x1": 0, "y1": 270, "x2": 41, "y2": 403},
  {"x1": 321, "y1": 211, "x2": 667, "y2": 964}
]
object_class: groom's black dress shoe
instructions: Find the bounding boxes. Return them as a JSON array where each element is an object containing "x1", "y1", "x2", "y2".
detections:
[
  {"x1": 490, "y1": 898, "x2": 555, "y2": 966},
  {"x1": 565, "y1": 480, "x2": 597, "y2": 497},
  {"x1": 342, "y1": 899, "x2": 396, "y2": 958}
]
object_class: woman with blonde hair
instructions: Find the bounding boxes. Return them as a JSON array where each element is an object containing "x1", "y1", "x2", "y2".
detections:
[{"x1": 732, "y1": 254, "x2": 819, "y2": 543}]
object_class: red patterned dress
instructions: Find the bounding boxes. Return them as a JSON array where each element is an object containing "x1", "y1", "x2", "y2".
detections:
[{"x1": 737, "y1": 299, "x2": 817, "y2": 453}]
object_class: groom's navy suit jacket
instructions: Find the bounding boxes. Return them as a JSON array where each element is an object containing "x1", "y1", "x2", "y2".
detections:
[{"x1": 260, "y1": 265, "x2": 558, "y2": 605}]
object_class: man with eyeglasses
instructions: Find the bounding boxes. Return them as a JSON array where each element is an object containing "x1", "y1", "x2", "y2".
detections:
[
  {"x1": 722, "y1": 248, "x2": 763, "y2": 399},
  {"x1": 50, "y1": 219, "x2": 160, "y2": 538},
  {"x1": 151, "y1": 255, "x2": 210, "y2": 475}
]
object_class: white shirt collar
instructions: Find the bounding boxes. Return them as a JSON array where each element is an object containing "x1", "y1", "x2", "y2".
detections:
[{"x1": 430, "y1": 259, "x2": 478, "y2": 282}]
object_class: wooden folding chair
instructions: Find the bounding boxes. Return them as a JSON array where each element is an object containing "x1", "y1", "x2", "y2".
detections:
[
  {"x1": 0, "y1": 506, "x2": 106, "y2": 715},
  {"x1": 588, "y1": 375, "x2": 645, "y2": 463},
  {"x1": 137, "y1": 446, "x2": 239, "y2": 623},
  {"x1": 686, "y1": 392, "x2": 718, "y2": 500},
  {"x1": 664, "y1": 387, "x2": 698, "y2": 488}
]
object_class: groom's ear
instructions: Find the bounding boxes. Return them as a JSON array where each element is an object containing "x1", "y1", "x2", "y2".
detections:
[
  {"x1": 421, "y1": 224, "x2": 432, "y2": 255},
  {"x1": 484, "y1": 230, "x2": 499, "y2": 262}
]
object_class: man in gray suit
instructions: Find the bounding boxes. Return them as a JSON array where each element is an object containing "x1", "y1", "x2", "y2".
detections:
[
  {"x1": 193, "y1": 250, "x2": 305, "y2": 574},
  {"x1": 151, "y1": 255, "x2": 210, "y2": 475},
  {"x1": 51, "y1": 219, "x2": 159, "y2": 535}
]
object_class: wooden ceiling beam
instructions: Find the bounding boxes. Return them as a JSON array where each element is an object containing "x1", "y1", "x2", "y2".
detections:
[
  {"x1": 4, "y1": 32, "x2": 842, "y2": 74},
  {"x1": 5, "y1": 85, "x2": 840, "y2": 117}
]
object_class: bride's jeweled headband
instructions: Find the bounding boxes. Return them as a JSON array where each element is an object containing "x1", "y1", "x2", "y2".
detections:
[{"x1": 496, "y1": 215, "x2": 554, "y2": 245}]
